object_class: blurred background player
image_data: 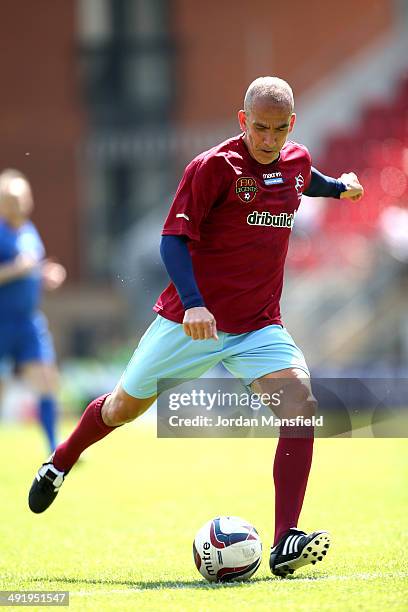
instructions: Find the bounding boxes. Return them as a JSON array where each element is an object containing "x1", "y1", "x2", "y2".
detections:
[{"x1": 0, "y1": 169, "x2": 66, "y2": 452}]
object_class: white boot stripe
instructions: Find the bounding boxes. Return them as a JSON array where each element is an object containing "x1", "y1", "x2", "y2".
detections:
[
  {"x1": 289, "y1": 535, "x2": 301, "y2": 554},
  {"x1": 283, "y1": 535, "x2": 294, "y2": 556},
  {"x1": 289, "y1": 536, "x2": 297, "y2": 554},
  {"x1": 37, "y1": 463, "x2": 64, "y2": 487}
]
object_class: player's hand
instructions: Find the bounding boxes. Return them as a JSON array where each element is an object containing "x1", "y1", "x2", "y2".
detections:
[
  {"x1": 183, "y1": 307, "x2": 219, "y2": 341},
  {"x1": 15, "y1": 254, "x2": 38, "y2": 276},
  {"x1": 42, "y1": 260, "x2": 67, "y2": 290},
  {"x1": 339, "y1": 172, "x2": 364, "y2": 202}
]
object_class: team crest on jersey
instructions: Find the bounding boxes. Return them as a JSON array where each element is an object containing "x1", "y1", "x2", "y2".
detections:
[{"x1": 236, "y1": 177, "x2": 258, "y2": 203}]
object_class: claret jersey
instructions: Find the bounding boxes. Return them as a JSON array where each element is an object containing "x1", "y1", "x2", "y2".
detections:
[{"x1": 154, "y1": 134, "x2": 312, "y2": 333}]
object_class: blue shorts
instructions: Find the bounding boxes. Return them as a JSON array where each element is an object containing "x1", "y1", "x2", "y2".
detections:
[
  {"x1": 122, "y1": 315, "x2": 309, "y2": 398},
  {"x1": 0, "y1": 311, "x2": 56, "y2": 368}
]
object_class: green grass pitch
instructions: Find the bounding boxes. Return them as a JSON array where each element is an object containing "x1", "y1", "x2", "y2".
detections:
[{"x1": 0, "y1": 420, "x2": 407, "y2": 611}]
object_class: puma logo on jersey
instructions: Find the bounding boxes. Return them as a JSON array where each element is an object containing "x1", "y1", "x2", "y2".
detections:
[{"x1": 176, "y1": 213, "x2": 190, "y2": 221}]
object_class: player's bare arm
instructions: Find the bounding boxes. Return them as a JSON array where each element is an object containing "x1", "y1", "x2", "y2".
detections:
[
  {"x1": 183, "y1": 306, "x2": 218, "y2": 341},
  {"x1": 338, "y1": 172, "x2": 364, "y2": 201},
  {"x1": 0, "y1": 253, "x2": 38, "y2": 285}
]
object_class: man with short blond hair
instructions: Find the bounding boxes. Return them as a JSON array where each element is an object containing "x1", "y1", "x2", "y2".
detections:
[{"x1": 0, "y1": 169, "x2": 66, "y2": 452}]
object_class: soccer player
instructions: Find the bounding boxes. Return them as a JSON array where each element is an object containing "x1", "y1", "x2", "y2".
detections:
[
  {"x1": 0, "y1": 169, "x2": 66, "y2": 452},
  {"x1": 28, "y1": 77, "x2": 363, "y2": 577}
]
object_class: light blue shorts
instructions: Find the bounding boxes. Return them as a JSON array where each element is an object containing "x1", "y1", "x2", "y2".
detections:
[{"x1": 121, "y1": 316, "x2": 309, "y2": 399}]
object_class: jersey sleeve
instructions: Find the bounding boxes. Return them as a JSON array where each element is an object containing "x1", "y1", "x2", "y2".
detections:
[
  {"x1": 162, "y1": 155, "x2": 228, "y2": 241},
  {"x1": 0, "y1": 224, "x2": 17, "y2": 262},
  {"x1": 302, "y1": 146, "x2": 312, "y2": 192},
  {"x1": 17, "y1": 223, "x2": 45, "y2": 261}
]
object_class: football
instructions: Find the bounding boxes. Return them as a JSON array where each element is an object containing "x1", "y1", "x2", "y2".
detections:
[{"x1": 193, "y1": 516, "x2": 262, "y2": 582}]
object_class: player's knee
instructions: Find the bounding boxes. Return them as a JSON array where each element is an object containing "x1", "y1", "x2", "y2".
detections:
[
  {"x1": 279, "y1": 380, "x2": 317, "y2": 418},
  {"x1": 22, "y1": 362, "x2": 59, "y2": 396},
  {"x1": 303, "y1": 397, "x2": 318, "y2": 418},
  {"x1": 294, "y1": 381, "x2": 317, "y2": 417}
]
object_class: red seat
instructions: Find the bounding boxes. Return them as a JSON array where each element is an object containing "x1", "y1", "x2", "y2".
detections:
[{"x1": 288, "y1": 70, "x2": 408, "y2": 271}]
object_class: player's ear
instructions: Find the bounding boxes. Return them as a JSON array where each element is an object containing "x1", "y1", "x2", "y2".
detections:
[
  {"x1": 238, "y1": 110, "x2": 246, "y2": 132},
  {"x1": 288, "y1": 113, "x2": 296, "y2": 133}
]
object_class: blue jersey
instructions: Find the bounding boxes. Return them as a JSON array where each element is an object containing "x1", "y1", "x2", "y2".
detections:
[{"x1": 0, "y1": 220, "x2": 45, "y2": 318}]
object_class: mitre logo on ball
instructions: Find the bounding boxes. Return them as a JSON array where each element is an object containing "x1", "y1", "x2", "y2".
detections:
[{"x1": 236, "y1": 177, "x2": 258, "y2": 203}]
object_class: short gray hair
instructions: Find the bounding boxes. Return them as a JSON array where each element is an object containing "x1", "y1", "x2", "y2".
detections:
[{"x1": 244, "y1": 77, "x2": 294, "y2": 114}]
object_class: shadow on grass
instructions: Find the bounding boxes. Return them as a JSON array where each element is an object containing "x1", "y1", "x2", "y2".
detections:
[{"x1": 26, "y1": 573, "x2": 329, "y2": 590}]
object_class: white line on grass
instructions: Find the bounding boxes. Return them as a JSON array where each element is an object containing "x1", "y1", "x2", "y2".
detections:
[{"x1": 71, "y1": 571, "x2": 408, "y2": 597}]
